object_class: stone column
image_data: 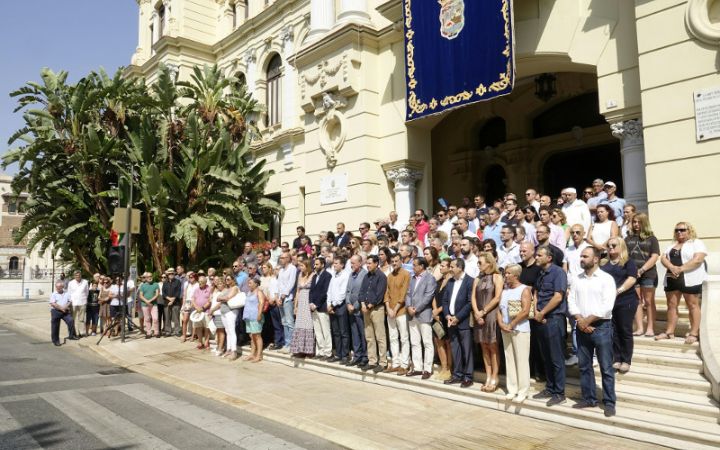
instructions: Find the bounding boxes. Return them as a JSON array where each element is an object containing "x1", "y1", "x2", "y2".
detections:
[
  {"x1": 244, "y1": 49, "x2": 257, "y2": 93},
  {"x1": 385, "y1": 166, "x2": 423, "y2": 228},
  {"x1": 611, "y1": 118, "x2": 648, "y2": 212},
  {"x1": 338, "y1": 0, "x2": 370, "y2": 24},
  {"x1": 151, "y1": 10, "x2": 159, "y2": 46},
  {"x1": 281, "y1": 26, "x2": 297, "y2": 128},
  {"x1": 307, "y1": 0, "x2": 335, "y2": 42},
  {"x1": 162, "y1": 0, "x2": 171, "y2": 36}
]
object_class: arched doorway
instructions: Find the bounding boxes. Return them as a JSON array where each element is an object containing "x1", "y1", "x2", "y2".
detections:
[
  {"x1": 543, "y1": 144, "x2": 622, "y2": 198},
  {"x1": 485, "y1": 164, "x2": 507, "y2": 204}
]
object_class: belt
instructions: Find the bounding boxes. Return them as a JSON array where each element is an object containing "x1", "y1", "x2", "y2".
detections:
[{"x1": 592, "y1": 319, "x2": 611, "y2": 326}]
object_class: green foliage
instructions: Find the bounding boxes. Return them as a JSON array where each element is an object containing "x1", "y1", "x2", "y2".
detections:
[{"x1": 4, "y1": 64, "x2": 283, "y2": 274}]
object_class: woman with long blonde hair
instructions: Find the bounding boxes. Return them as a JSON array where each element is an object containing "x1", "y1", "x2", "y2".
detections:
[
  {"x1": 659, "y1": 222, "x2": 707, "y2": 344},
  {"x1": 600, "y1": 237, "x2": 638, "y2": 373},
  {"x1": 625, "y1": 213, "x2": 660, "y2": 337},
  {"x1": 471, "y1": 252, "x2": 503, "y2": 392}
]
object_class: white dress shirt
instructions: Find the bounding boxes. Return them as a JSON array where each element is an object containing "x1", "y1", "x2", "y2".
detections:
[
  {"x1": 277, "y1": 264, "x2": 298, "y2": 299},
  {"x1": 449, "y1": 273, "x2": 465, "y2": 314},
  {"x1": 565, "y1": 241, "x2": 590, "y2": 285},
  {"x1": 462, "y1": 253, "x2": 480, "y2": 278},
  {"x1": 562, "y1": 199, "x2": 592, "y2": 234},
  {"x1": 67, "y1": 279, "x2": 89, "y2": 306},
  {"x1": 497, "y1": 242, "x2": 521, "y2": 269},
  {"x1": 327, "y1": 269, "x2": 350, "y2": 307},
  {"x1": 49, "y1": 291, "x2": 71, "y2": 310},
  {"x1": 568, "y1": 269, "x2": 616, "y2": 320}
]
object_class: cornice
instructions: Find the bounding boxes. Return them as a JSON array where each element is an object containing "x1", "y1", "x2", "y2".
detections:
[
  {"x1": 376, "y1": 0, "x2": 402, "y2": 24},
  {"x1": 290, "y1": 23, "x2": 382, "y2": 68},
  {"x1": 251, "y1": 127, "x2": 305, "y2": 153}
]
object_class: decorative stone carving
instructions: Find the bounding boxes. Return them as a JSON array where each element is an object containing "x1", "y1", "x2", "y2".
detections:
[
  {"x1": 301, "y1": 55, "x2": 348, "y2": 101},
  {"x1": 280, "y1": 26, "x2": 294, "y2": 43},
  {"x1": 686, "y1": 0, "x2": 720, "y2": 45},
  {"x1": 281, "y1": 143, "x2": 294, "y2": 171},
  {"x1": 318, "y1": 92, "x2": 347, "y2": 168},
  {"x1": 385, "y1": 167, "x2": 423, "y2": 188},
  {"x1": 244, "y1": 49, "x2": 256, "y2": 65},
  {"x1": 611, "y1": 119, "x2": 643, "y2": 147}
]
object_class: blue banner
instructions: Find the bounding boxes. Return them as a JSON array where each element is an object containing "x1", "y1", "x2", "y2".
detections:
[{"x1": 403, "y1": 0, "x2": 514, "y2": 121}]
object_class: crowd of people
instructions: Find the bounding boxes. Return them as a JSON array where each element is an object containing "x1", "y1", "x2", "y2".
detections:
[{"x1": 49, "y1": 179, "x2": 709, "y2": 418}]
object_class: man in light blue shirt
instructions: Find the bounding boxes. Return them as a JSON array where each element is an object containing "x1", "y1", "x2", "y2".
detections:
[
  {"x1": 599, "y1": 181, "x2": 625, "y2": 225},
  {"x1": 483, "y1": 207, "x2": 503, "y2": 248}
]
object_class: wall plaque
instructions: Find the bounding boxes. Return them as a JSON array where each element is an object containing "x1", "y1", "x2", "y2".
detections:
[
  {"x1": 694, "y1": 87, "x2": 720, "y2": 141},
  {"x1": 320, "y1": 173, "x2": 348, "y2": 205}
]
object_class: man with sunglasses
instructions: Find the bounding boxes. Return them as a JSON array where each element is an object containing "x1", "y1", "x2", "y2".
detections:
[
  {"x1": 599, "y1": 181, "x2": 625, "y2": 226},
  {"x1": 437, "y1": 209, "x2": 453, "y2": 238},
  {"x1": 586, "y1": 178, "x2": 608, "y2": 216}
]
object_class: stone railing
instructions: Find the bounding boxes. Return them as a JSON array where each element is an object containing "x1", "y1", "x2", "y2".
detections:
[{"x1": 700, "y1": 252, "x2": 720, "y2": 401}]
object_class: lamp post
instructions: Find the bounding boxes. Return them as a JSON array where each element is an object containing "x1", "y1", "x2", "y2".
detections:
[{"x1": 121, "y1": 168, "x2": 134, "y2": 344}]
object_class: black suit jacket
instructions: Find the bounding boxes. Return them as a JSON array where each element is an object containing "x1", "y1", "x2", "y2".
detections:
[
  {"x1": 309, "y1": 270, "x2": 332, "y2": 312},
  {"x1": 442, "y1": 275, "x2": 475, "y2": 330},
  {"x1": 334, "y1": 232, "x2": 350, "y2": 247}
]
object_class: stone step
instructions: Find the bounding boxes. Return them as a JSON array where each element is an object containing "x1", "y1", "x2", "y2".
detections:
[
  {"x1": 633, "y1": 335, "x2": 700, "y2": 352},
  {"x1": 631, "y1": 347, "x2": 703, "y2": 372},
  {"x1": 251, "y1": 348, "x2": 720, "y2": 449}
]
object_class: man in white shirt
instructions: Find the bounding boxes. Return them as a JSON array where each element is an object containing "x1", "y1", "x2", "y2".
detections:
[
  {"x1": 525, "y1": 188, "x2": 541, "y2": 212},
  {"x1": 67, "y1": 271, "x2": 89, "y2": 337},
  {"x1": 457, "y1": 218, "x2": 475, "y2": 238},
  {"x1": 327, "y1": 257, "x2": 351, "y2": 362},
  {"x1": 459, "y1": 237, "x2": 479, "y2": 278},
  {"x1": 442, "y1": 259, "x2": 475, "y2": 387},
  {"x1": 437, "y1": 209, "x2": 453, "y2": 238},
  {"x1": 568, "y1": 247, "x2": 617, "y2": 417},
  {"x1": 561, "y1": 188, "x2": 591, "y2": 234},
  {"x1": 562, "y1": 224, "x2": 590, "y2": 366},
  {"x1": 497, "y1": 225, "x2": 522, "y2": 269},
  {"x1": 277, "y1": 252, "x2": 298, "y2": 353},
  {"x1": 50, "y1": 280, "x2": 79, "y2": 346}
]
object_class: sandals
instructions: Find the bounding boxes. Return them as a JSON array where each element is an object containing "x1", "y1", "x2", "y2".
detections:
[
  {"x1": 654, "y1": 332, "x2": 674, "y2": 341},
  {"x1": 482, "y1": 380, "x2": 498, "y2": 393},
  {"x1": 685, "y1": 334, "x2": 699, "y2": 345},
  {"x1": 632, "y1": 331, "x2": 644, "y2": 337}
]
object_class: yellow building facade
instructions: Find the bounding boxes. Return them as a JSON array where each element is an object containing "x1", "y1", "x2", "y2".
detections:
[{"x1": 128, "y1": 0, "x2": 720, "y2": 252}]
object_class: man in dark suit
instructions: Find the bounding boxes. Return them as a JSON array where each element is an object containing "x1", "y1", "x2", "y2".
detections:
[
  {"x1": 334, "y1": 222, "x2": 350, "y2": 247},
  {"x1": 309, "y1": 257, "x2": 333, "y2": 359},
  {"x1": 442, "y1": 258, "x2": 475, "y2": 387}
]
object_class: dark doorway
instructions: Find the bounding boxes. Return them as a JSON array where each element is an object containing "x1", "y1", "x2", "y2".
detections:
[
  {"x1": 485, "y1": 164, "x2": 507, "y2": 203},
  {"x1": 542, "y1": 143, "x2": 623, "y2": 198}
]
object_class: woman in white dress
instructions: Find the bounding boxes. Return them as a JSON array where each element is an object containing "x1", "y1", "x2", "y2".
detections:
[{"x1": 587, "y1": 204, "x2": 619, "y2": 252}]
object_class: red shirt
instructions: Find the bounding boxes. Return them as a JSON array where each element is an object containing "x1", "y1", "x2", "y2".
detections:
[{"x1": 415, "y1": 220, "x2": 430, "y2": 245}]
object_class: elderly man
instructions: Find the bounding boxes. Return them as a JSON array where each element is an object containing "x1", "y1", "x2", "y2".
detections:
[
  {"x1": 50, "y1": 281, "x2": 79, "y2": 346},
  {"x1": 139, "y1": 272, "x2": 161, "y2": 339},
  {"x1": 162, "y1": 268, "x2": 183, "y2": 337},
  {"x1": 405, "y1": 257, "x2": 438, "y2": 379},
  {"x1": 586, "y1": 178, "x2": 608, "y2": 215},
  {"x1": 241, "y1": 241, "x2": 258, "y2": 266},
  {"x1": 67, "y1": 270, "x2": 88, "y2": 338},
  {"x1": 561, "y1": 188, "x2": 592, "y2": 233},
  {"x1": 346, "y1": 255, "x2": 368, "y2": 367},
  {"x1": 599, "y1": 181, "x2": 626, "y2": 225}
]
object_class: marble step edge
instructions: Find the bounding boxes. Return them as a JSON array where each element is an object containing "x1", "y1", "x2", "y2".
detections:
[{"x1": 253, "y1": 350, "x2": 720, "y2": 449}]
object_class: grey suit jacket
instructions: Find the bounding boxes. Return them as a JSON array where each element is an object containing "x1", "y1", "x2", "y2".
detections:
[
  {"x1": 345, "y1": 268, "x2": 367, "y2": 315},
  {"x1": 405, "y1": 271, "x2": 437, "y2": 323}
]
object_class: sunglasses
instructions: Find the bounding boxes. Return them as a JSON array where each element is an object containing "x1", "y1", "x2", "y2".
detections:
[
  {"x1": 608, "y1": 244, "x2": 618, "y2": 249},
  {"x1": 571, "y1": 231, "x2": 583, "y2": 235},
  {"x1": 674, "y1": 228, "x2": 688, "y2": 233},
  {"x1": 583, "y1": 191, "x2": 593, "y2": 195},
  {"x1": 525, "y1": 193, "x2": 532, "y2": 196}
]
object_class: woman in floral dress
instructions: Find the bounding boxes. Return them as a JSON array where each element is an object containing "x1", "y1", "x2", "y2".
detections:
[{"x1": 289, "y1": 260, "x2": 315, "y2": 356}]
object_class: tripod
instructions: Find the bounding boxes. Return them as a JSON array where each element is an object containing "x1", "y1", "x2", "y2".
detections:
[{"x1": 97, "y1": 315, "x2": 122, "y2": 345}]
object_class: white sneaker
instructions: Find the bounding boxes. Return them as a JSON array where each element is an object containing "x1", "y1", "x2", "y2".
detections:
[
  {"x1": 565, "y1": 355, "x2": 578, "y2": 366},
  {"x1": 279, "y1": 347, "x2": 290, "y2": 354},
  {"x1": 505, "y1": 393, "x2": 516, "y2": 400},
  {"x1": 593, "y1": 357, "x2": 598, "y2": 367}
]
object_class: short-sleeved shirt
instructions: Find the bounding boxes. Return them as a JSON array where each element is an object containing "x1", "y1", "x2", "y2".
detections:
[
  {"x1": 535, "y1": 264, "x2": 567, "y2": 316},
  {"x1": 49, "y1": 291, "x2": 71, "y2": 310},
  {"x1": 625, "y1": 235, "x2": 660, "y2": 281},
  {"x1": 139, "y1": 282, "x2": 160, "y2": 303},
  {"x1": 520, "y1": 262, "x2": 542, "y2": 290},
  {"x1": 193, "y1": 285, "x2": 212, "y2": 308},
  {"x1": 600, "y1": 260, "x2": 638, "y2": 304},
  {"x1": 87, "y1": 288, "x2": 100, "y2": 307}
]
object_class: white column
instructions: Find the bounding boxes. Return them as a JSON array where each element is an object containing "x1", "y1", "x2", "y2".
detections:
[
  {"x1": 281, "y1": 26, "x2": 297, "y2": 128},
  {"x1": 611, "y1": 118, "x2": 648, "y2": 212},
  {"x1": 308, "y1": 0, "x2": 335, "y2": 41},
  {"x1": 385, "y1": 167, "x2": 423, "y2": 228},
  {"x1": 244, "y1": 49, "x2": 257, "y2": 93},
  {"x1": 162, "y1": 1, "x2": 171, "y2": 36},
  {"x1": 338, "y1": 0, "x2": 370, "y2": 24}
]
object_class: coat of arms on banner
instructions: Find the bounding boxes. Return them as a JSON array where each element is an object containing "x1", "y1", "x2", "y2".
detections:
[{"x1": 438, "y1": 0, "x2": 465, "y2": 40}]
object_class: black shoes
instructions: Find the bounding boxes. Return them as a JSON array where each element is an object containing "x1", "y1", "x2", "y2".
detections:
[
  {"x1": 572, "y1": 400, "x2": 598, "y2": 409},
  {"x1": 444, "y1": 377, "x2": 462, "y2": 385},
  {"x1": 360, "y1": 364, "x2": 376, "y2": 371},
  {"x1": 372, "y1": 365, "x2": 384, "y2": 373},
  {"x1": 460, "y1": 380, "x2": 474, "y2": 388},
  {"x1": 532, "y1": 389, "x2": 553, "y2": 400},
  {"x1": 546, "y1": 395, "x2": 566, "y2": 407},
  {"x1": 604, "y1": 406, "x2": 616, "y2": 417},
  {"x1": 326, "y1": 356, "x2": 340, "y2": 363},
  {"x1": 67, "y1": 336, "x2": 80, "y2": 341},
  {"x1": 53, "y1": 342, "x2": 62, "y2": 347}
]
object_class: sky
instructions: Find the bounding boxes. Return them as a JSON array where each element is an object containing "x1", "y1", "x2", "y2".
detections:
[{"x1": 0, "y1": 0, "x2": 138, "y2": 175}]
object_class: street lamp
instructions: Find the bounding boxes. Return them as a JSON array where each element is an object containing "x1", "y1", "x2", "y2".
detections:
[{"x1": 534, "y1": 73, "x2": 557, "y2": 102}]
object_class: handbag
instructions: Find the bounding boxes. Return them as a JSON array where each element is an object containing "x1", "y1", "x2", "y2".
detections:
[
  {"x1": 208, "y1": 316, "x2": 217, "y2": 334},
  {"x1": 432, "y1": 321, "x2": 446, "y2": 339},
  {"x1": 507, "y1": 299, "x2": 535, "y2": 321},
  {"x1": 227, "y1": 292, "x2": 246, "y2": 309}
]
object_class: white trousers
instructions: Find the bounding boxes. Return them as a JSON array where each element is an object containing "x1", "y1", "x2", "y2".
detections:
[
  {"x1": 502, "y1": 330, "x2": 530, "y2": 397},
  {"x1": 388, "y1": 313, "x2": 410, "y2": 368},
  {"x1": 221, "y1": 309, "x2": 237, "y2": 352},
  {"x1": 312, "y1": 311, "x2": 332, "y2": 357},
  {"x1": 408, "y1": 318, "x2": 434, "y2": 373}
]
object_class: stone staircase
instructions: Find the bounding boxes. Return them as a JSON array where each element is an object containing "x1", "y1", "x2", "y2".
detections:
[{"x1": 249, "y1": 297, "x2": 720, "y2": 449}]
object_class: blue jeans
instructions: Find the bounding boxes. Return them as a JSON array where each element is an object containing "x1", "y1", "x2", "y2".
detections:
[
  {"x1": 349, "y1": 311, "x2": 367, "y2": 364},
  {"x1": 537, "y1": 314, "x2": 566, "y2": 396},
  {"x1": 577, "y1": 320, "x2": 616, "y2": 407},
  {"x1": 567, "y1": 315, "x2": 578, "y2": 356},
  {"x1": 280, "y1": 297, "x2": 295, "y2": 347},
  {"x1": 269, "y1": 304, "x2": 285, "y2": 347},
  {"x1": 50, "y1": 309, "x2": 75, "y2": 344}
]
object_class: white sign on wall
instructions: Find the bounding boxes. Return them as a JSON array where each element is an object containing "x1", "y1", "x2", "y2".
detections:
[
  {"x1": 694, "y1": 86, "x2": 720, "y2": 141},
  {"x1": 320, "y1": 172, "x2": 348, "y2": 205}
]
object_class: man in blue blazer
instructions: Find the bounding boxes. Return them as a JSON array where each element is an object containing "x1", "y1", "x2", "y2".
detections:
[
  {"x1": 309, "y1": 257, "x2": 333, "y2": 359},
  {"x1": 443, "y1": 258, "x2": 475, "y2": 387},
  {"x1": 334, "y1": 222, "x2": 351, "y2": 247}
]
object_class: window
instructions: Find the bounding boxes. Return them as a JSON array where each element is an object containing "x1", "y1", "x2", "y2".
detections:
[
  {"x1": 158, "y1": 4, "x2": 166, "y2": 37},
  {"x1": 266, "y1": 54, "x2": 283, "y2": 127},
  {"x1": 244, "y1": 0, "x2": 249, "y2": 20},
  {"x1": 9, "y1": 257, "x2": 19, "y2": 272},
  {"x1": 7, "y1": 201, "x2": 16, "y2": 214},
  {"x1": 150, "y1": 24, "x2": 154, "y2": 54},
  {"x1": 232, "y1": 2, "x2": 237, "y2": 28}
]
